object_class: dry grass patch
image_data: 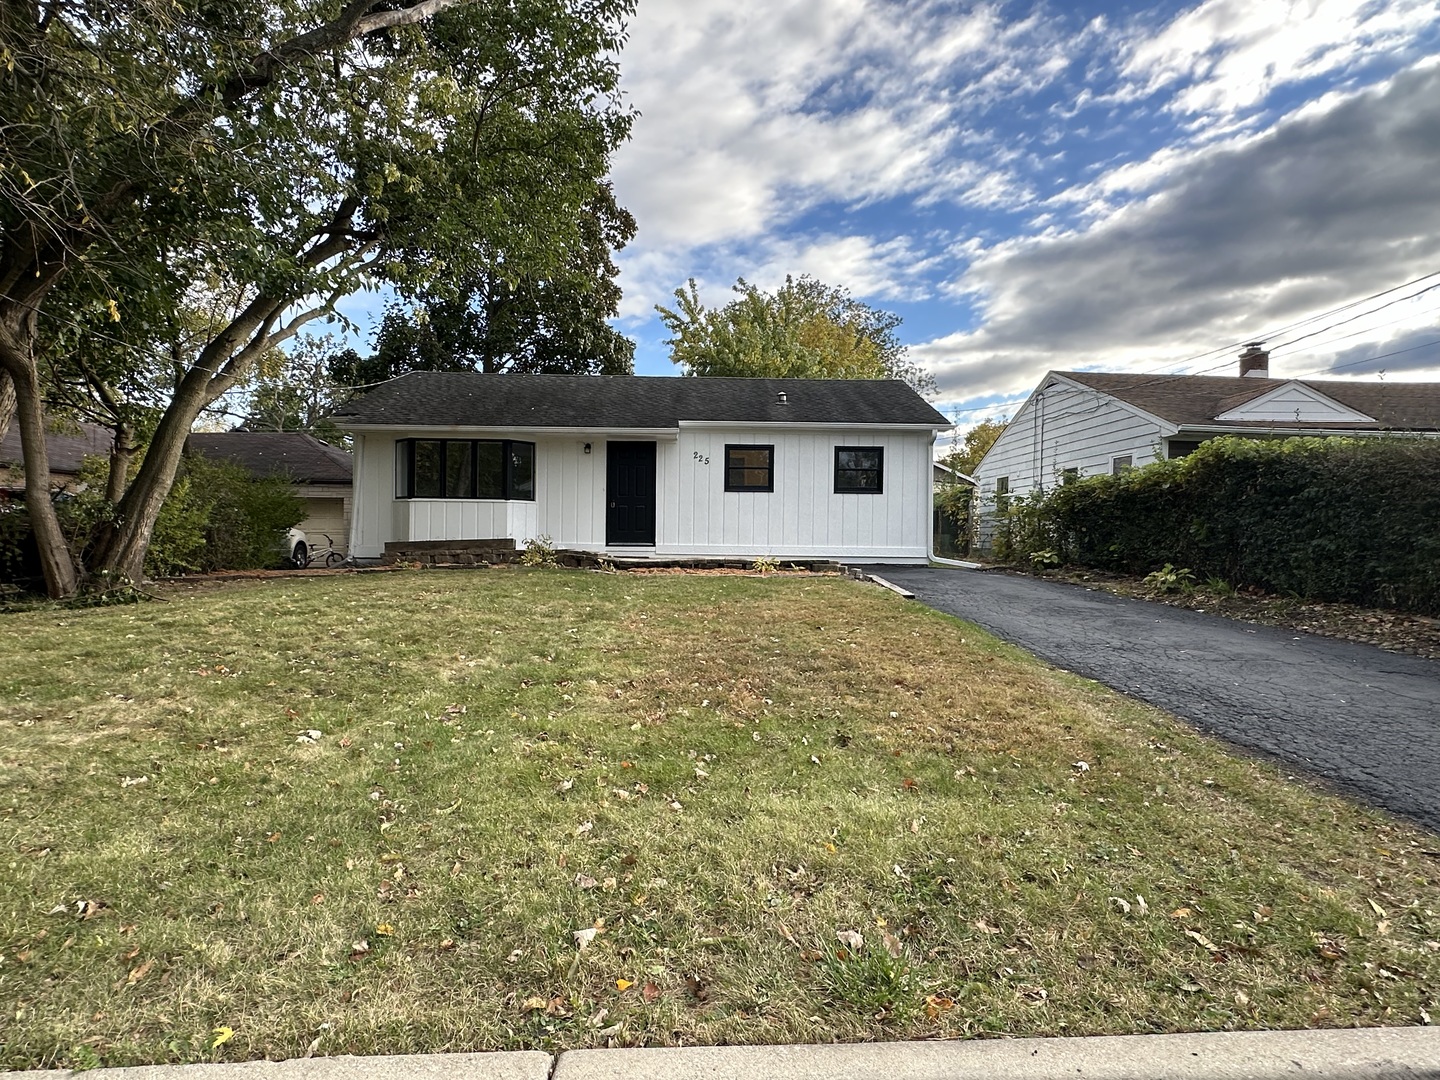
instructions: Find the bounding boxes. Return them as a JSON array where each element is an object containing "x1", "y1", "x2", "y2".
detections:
[{"x1": 0, "y1": 570, "x2": 1436, "y2": 1068}]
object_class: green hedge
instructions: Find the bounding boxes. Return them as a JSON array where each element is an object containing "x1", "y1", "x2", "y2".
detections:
[{"x1": 1005, "y1": 436, "x2": 1440, "y2": 614}]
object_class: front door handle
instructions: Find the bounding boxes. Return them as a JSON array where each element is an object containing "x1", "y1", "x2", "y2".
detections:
[{"x1": 609, "y1": 501, "x2": 616, "y2": 508}]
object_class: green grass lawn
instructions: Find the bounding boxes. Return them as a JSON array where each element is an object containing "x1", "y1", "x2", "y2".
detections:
[{"x1": 1, "y1": 569, "x2": 1436, "y2": 1068}]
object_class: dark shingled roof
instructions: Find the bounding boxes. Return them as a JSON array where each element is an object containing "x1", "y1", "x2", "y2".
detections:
[
  {"x1": 0, "y1": 421, "x2": 112, "y2": 474},
  {"x1": 333, "y1": 373, "x2": 951, "y2": 429},
  {"x1": 185, "y1": 432, "x2": 352, "y2": 484},
  {"x1": 1060, "y1": 371, "x2": 1440, "y2": 431}
]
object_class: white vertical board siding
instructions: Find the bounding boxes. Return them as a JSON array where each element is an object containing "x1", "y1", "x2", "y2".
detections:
[
  {"x1": 973, "y1": 382, "x2": 1167, "y2": 500},
  {"x1": 534, "y1": 435, "x2": 609, "y2": 549},
  {"x1": 349, "y1": 432, "x2": 408, "y2": 559},
  {"x1": 660, "y1": 427, "x2": 933, "y2": 561}
]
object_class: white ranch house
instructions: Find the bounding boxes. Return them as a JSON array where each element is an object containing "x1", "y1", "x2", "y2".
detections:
[
  {"x1": 335, "y1": 373, "x2": 952, "y2": 564},
  {"x1": 973, "y1": 345, "x2": 1440, "y2": 532}
]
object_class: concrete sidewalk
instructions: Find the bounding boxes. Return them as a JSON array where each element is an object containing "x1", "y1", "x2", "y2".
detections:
[{"x1": 11, "y1": 1028, "x2": 1440, "y2": 1080}]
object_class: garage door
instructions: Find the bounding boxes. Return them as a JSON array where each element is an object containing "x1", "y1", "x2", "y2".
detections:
[{"x1": 300, "y1": 497, "x2": 348, "y2": 554}]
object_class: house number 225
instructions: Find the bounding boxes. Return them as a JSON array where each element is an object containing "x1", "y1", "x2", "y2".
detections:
[{"x1": 692, "y1": 451, "x2": 710, "y2": 465}]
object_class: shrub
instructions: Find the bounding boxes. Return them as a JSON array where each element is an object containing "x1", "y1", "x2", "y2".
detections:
[
  {"x1": 520, "y1": 535, "x2": 559, "y2": 567},
  {"x1": 1003, "y1": 436, "x2": 1440, "y2": 614},
  {"x1": 0, "y1": 452, "x2": 303, "y2": 588}
]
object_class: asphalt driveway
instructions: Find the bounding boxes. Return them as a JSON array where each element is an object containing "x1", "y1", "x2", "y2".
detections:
[{"x1": 869, "y1": 566, "x2": 1440, "y2": 834}]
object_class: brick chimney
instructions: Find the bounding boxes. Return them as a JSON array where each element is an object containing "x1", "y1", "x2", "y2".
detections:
[{"x1": 1239, "y1": 342, "x2": 1270, "y2": 378}]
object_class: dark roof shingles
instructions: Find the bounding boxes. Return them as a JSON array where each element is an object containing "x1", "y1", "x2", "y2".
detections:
[
  {"x1": 1060, "y1": 371, "x2": 1440, "y2": 430},
  {"x1": 185, "y1": 432, "x2": 352, "y2": 484},
  {"x1": 333, "y1": 373, "x2": 950, "y2": 429},
  {"x1": 0, "y1": 421, "x2": 113, "y2": 474}
]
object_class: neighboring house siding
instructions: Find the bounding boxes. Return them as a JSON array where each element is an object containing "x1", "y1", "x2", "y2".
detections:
[
  {"x1": 973, "y1": 381, "x2": 1166, "y2": 499},
  {"x1": 971, "y1": 380, "x2": 1166, "y2": 552}
]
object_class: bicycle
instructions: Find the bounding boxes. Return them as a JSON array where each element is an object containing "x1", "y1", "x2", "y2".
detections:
[{"x1": 292, "y1": 532, "x2": 349, "y2": 569}]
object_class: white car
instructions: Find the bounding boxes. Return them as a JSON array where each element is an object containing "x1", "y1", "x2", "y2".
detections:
[{"x1": 283, "y1": 527, "x2": 309, "y2": 569}]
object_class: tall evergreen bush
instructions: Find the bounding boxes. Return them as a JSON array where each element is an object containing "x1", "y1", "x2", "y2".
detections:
[{"x1": 1012, "y1": 436, "x2": 1440, "y2": 614}]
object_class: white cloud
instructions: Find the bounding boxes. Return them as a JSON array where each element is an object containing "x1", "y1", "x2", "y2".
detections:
[
  {"x1": 609, "y1": 0, "x2": 1086, "y2": 313},
  {"x1": 1118, "y1": 0, "x2": 1439, "y2": 120},
  {"x1": 917, "y1": 62, "x2": 1440, "y2": 401}
]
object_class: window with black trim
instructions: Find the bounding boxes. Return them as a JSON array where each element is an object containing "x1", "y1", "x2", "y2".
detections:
[
  {"x1": 1111, "y1": 455, "x2": 1133, "y2": 475},
  {"x1": 397, "y1": 439, "x2": 536, "y2": 500},
  {"x1": 724, "y1": 444, "x2": 774, "y2": 492},
  {"x1": 834, "y1": 446, "x2": 883, "y2": 493}
]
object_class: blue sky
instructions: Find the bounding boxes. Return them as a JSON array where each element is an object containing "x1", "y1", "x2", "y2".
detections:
[{"x1": 599, "y1": 0, "x2": 1440, "y2": 439}]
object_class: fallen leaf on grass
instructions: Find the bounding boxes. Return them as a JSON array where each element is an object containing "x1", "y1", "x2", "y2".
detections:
[
  {"x1": 925, "y1": 994, "x2": 954, "y2": 1018},
  {"x1": 836, "y1": 929, "x2": 864, "y2": 952},
  {"x1": 1368, "y1": 898, "x2": 1388, "y2": 918},
  {"x1": 642, "y1": 981, "x2": 661, "y2": 1003},
  {"x1": 974, "y1": 918, "x2": 1001, "y2": 936},
  {"x1": 683, "y1": 973, "x2": 709, "y2": 1002},
  {"x1": 573, "y1": 928, "x2": 598, "y2": 951},
  {"x1": 616, "y1": 978, "x2": 633, "y2": 991},
  {"x1": 1184, "y1": 929, "x2": 1220, "y2": 952},
  {"x1": 375, "y1": 923, "x2": 395, "y2": 936},
  {"x1": 1170, "y1": 907, "x2": 1192, "y2": 919},
  {"x1": 1109, "y1": 896, "x2": 1132, "y2": 915},
  {"x1": 881, "y1": 931, "x2": 904, "y2": 959},
  {"x1": 349, "y1": 940, "x2": 370, "y2": 960},
  {"x1": 125, "y1": 957, "x2": 154, "y2": 986},
  {"x1": 575, "y1": 874, "x2": 598, "y2": 890},
  {"x1": 211, "y1": 1026, "x2": 235, "y2": 1048}
]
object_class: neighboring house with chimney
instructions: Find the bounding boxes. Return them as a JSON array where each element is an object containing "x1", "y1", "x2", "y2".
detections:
[
  {"x1": 971, "y1": 344, "x2": 1440, "y2": 543},
  {"x1": 0, "y1": 421, "x2": 113, "y2": 496},
  {"x1": 185, "y1": 432, "x2": 354, "y2": 554}
]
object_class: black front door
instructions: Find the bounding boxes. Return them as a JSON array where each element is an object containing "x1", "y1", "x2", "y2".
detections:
[{"x1": 606, "y1": 441, "x2": 656, "y2": 546}]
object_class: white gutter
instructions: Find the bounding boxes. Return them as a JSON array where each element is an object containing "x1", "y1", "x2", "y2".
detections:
[{"x1": 678, "y1": 420, "x2": 952, "y2": 432}]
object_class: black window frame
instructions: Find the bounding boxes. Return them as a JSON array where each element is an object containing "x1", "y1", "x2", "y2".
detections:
[
  {"x1": 397, "y1": 438, "x2": 536, "y2": 501},
  {"x1": 833, "y1": 446, "x2": 884, "y2": 494},
  {"x1": 1111, "y1": 455, "x2": 1134, "y2": 476},
  {"x1": 724, "y1": 444, "x2": 775, "y2": 492}
]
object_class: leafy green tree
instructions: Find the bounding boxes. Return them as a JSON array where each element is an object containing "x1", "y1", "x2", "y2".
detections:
[
  {"x1": 942, "y1": 418, "x2": 1008, "y2": 477},
  {"x1": 360, "y1": 186, "x2": 636, "y2": 380},
  {"x1": 1, "y1": 0, "x2": 634, "y2": 597},
  {"x1": 656, "y1": 275, "x2": 936, "y2": 394}
]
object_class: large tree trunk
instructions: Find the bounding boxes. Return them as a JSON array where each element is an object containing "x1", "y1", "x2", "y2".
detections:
[
  {"x1": 88, "y1": 367, "x2": 215, "y2": 583},
  {"x1": 0, "y1": 325, "x2": 81, "y2": 598}
]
